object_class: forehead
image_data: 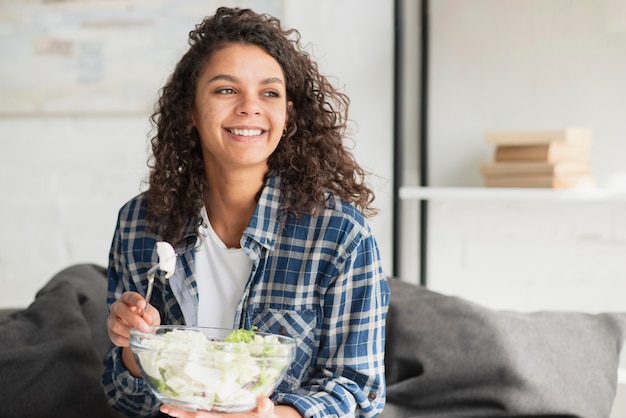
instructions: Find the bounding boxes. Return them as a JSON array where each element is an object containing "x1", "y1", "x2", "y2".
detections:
[{"x1": 202, "y1": 43, "x2": 285, "y2": 80}]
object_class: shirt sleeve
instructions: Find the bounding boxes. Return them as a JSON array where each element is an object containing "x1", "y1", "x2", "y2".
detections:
[
  {"x1": 276, "y1": 232, "x2": 391, "y2": 417},
  {"x1": 102, "y1": 346, "x2": 162, "y2": 416},
  {"x1": 101, "y1": 199, "x2": 163, "y2": 417}
]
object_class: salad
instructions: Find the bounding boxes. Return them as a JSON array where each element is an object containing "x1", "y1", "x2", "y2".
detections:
[
  {"x1": 132, "y1": 327, "x2": 295, "y2": 412},
  {"x1": 155, "y1": 241, "x2": 176, "y2": 278}
]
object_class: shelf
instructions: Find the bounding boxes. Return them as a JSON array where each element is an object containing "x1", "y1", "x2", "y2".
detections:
[{"x1": 399, "y1": 186, "x2": 626, "y2": 202}]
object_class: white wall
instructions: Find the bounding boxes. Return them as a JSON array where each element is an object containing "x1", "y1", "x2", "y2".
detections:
[
  {"x1": 430, "y1": 0, "x2": 626, "y2": 189},
  {"x1": 397, "y1": 0, "x2": 626, "y2": 313},
  {"x1": 0, "y1": 117, "x2": 151, "y2": 307},
  {"x1": 0, "y1": 0, "x2": 394, "y2": 308},
  {"x1": 415, "y1": 5, "x2": 626, "y2": 414}
]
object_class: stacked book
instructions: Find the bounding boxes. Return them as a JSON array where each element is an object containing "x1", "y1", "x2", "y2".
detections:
[{"x1": 480, "y1": 128, "x2": 595, "y2": 189}]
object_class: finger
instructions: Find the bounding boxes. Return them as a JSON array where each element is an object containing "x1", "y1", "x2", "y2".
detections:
[
  {"x1": 256, "y1": 397, "x2": 274, "y2": 415},
  {"x1": 106, "y1": 314, "x2": 132, "y2": 347},
  {"x1": 140, "y1": 310, "x2": 152, "y2": 325},
  {"x1": 109, "y1": 334, "x2": 130, "y2": 348},
  {"x1": 106, "y1": 314, "x2": 125, "y2": 340},
  {"x1": 106, "y1": 308, "x2": 135, "y2": 345},
  {"x1": 143, "y1": 302, "x2": 161, "y2": 325},
  {"x1": 119, "y1": 291, "x2": 148, "y2": 313},
  {"x1": 110, "y1": 294, "x2": 151, "y2": 332},
  {"x1": 160, "y1": 405, "x2": 209, "y2": 418}
]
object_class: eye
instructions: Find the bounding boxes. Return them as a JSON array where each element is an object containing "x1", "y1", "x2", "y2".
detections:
[
  {"x1": 262, "y1": 90, "x2": 280, "y2": 98},
  {"x1": 216, "y1": 87, "x2": 236, "y2": 95}
]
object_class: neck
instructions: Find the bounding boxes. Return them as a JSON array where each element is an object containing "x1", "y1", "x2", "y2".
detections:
[{"x1": 203, "y1": 168, "x2": 265, "y2": 248}]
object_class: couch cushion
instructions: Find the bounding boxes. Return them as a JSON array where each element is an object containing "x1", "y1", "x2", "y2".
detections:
[
  {"x1": 382, "y1": 279, "x2": 626, "y2": 418},
  {"x1": 0, "y1": 264, "x2": 125, "y2": 418},
  {"x1": 0, "y1": 308, "x2": 21, "y2": 324}
]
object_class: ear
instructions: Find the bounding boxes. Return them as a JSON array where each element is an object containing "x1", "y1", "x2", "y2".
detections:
[{"x1": 285, "y1": 100, "x2": 293, "y2": 128}]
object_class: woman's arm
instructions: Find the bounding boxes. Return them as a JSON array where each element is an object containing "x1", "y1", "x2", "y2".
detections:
[
  {"x1": 277, "y1": 231, "x2": 390, "y2": 417},
  {"x1": 101, "y1": 197, "x2": 164, "y2": 417}
]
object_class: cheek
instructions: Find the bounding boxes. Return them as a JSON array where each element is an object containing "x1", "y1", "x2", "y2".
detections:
[
  {"x1": 274, "y1": 108, "x2": 289, "y2": 127},
  {"x1": 195, "y1": 106, "x2": 221, "y2": 131}
]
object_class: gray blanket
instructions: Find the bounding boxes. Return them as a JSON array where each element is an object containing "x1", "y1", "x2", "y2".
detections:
[
  {"x1": 382, "y1": 279, "x2": 626, "y2": 418},
  {"x1": 0, "y1": 264, "x2": 126, "y2": 418}
]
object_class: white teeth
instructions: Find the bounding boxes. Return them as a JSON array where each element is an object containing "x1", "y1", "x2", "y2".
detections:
[{"x1": 230, "y1": 128, "x2": 262, "y2": 137}]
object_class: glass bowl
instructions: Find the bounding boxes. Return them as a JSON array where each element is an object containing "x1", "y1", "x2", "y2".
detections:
[{"x1": 129, "y1": 325, "x2": 296, "y2": 413}]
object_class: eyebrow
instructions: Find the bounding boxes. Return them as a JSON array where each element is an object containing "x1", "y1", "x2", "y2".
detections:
[{"x1": 208, "y1": 74, "x2": 285, "y2": 85}]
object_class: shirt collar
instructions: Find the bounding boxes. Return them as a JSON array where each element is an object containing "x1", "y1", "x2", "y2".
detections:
[
  {"x1": 243, "y1": 175, "x2": 282, "y2": 251},
  {"x1": 178, "y1": 176, "x2": 283, "y2": 253}
]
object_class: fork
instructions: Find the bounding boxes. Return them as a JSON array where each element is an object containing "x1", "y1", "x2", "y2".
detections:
[
  {"x1": 138, "y1": 263, "x2": 160, "y2": 316},
  {"x1": 144, "y1": 263, "x2": 160, "y2": 307}
]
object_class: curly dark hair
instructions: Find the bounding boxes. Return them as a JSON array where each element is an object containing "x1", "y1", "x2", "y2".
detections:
[{"x1": 145, "y1": 7, "x2": 377, "y2": 246}]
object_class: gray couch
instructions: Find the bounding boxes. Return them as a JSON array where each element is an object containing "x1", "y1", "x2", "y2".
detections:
[{"x1": 1, "y1": 264, "x2": 624, "y2": 418}]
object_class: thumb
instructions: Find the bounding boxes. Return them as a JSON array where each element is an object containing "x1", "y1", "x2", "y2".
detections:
[{"x1": 255, "y1": 397, "x2": 274, "y2": 416}]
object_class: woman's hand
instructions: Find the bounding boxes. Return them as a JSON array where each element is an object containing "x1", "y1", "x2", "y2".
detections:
[
  {"x1": 160, "y1": 398, "x2": 300, "y2": 418},
  {"x1": 107, "y1": 291, "x2": 161, "y2": 346},
  {"x1": 106, "y1": 291, "x2": 161, "y2": 376}
]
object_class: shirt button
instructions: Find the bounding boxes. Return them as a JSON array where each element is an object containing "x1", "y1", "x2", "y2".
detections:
[
  {"x1": 367, "y1": 392, "x2": 377, "y2": 401},
  {"x1": 277, "y1": 326, "x2": 288, "y2": 336}
]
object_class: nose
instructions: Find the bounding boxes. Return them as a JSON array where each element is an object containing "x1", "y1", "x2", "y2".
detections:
[{"x1": 236, "y1": 92, "x2": 261, "y2": 116}]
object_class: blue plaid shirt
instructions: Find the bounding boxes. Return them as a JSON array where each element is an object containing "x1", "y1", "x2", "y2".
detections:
[{"x1": 102, "y1": 176, "x2": 390, "y2": 417}]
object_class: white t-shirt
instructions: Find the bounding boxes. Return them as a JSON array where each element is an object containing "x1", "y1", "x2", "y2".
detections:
[{"x1": 195, "y1": 206, "x2": 252, "y2": 328}]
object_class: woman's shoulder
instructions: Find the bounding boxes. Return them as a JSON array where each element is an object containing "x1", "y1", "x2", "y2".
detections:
[
  {"x1": 326, "y1": 193, "x2": 369, "y2": 227},
  {"x1": 266, "y1": 176, "x2": 373, "y2": 236},
  {"x1": 116, "y1": 192, "x2": 149, "y2": 226},
  {"x1": 303, "y1": 196, "x2": 380, "y2": 262}
]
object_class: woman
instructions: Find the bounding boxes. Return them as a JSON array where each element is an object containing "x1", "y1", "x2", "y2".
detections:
[{"x1": 103, "y1": 7, "x2": 390, "y2": 418}]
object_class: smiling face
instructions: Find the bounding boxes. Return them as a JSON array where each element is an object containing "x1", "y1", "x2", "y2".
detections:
[{"x1": 192, "y1": 43, "x2": 290, "y2": 180}]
